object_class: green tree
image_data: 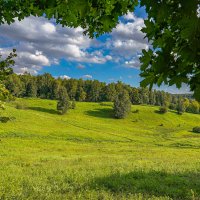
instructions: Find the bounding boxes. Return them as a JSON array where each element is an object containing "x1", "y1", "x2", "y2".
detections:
[
  {"x1": 4, "y1": 74, "x2": 24, "y2": 97},
  {"x1": 0, "y1": 83, "x2": 10, "y2": 110},
  {"x1": 1, "y1": 1, "x2": 200, "y2": 100},
  {"x1": 0, "y1": 0, "x2": 135, "y2": 38},
  {"x1": 148, "y1": 90, "x2": 156, "y2": 105},
  {"x1": 176, "y1": 96, "x2": 185, "y2": 114},
  {"x1": 140, "y1": 0, "x2": 200, "y2": 100},
  {"x1": 57, "y1": 87, "x2": 71, "y2": 115},
  {"x1": 105, "y1": 83, "x2": 117, "y2": 102},
  {"x1": 76, "y1": 86, "x2": 86, "y2": 102},
  {"x1": 0, "y1": 49, "x2": 16, "y2": 109},
  {"x1": 183, "y1": 98, "x2": 190, "y2": 112},
  {"x1": 113, "y1": 90, "x2": 131, "y2": 119},
  {"x1": 0, "y1": 49, "x2": 16, "y2": 81},
  {"x1": 129, "y1": 87, "x2": 140, "y2": 105},
  {"x1": 187, "y1": 100, "x2": 200, "y2": 114}
]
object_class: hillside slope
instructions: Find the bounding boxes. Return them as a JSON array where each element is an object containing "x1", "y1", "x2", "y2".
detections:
[{"x1": 0, "y1": 98, "x2": 200, "y2": 199}]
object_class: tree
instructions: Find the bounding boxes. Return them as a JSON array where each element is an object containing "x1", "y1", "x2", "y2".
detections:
[
  {"x1": 0, "y1": 0, "x2": 136, "y2": 38},
  {"x1": 176, "y1": 96, "x2": 185, "y2": 114},
  {"x1": 4, "y1": 74, "x2": 24, "y2": 97},
  {"x1": 140, "y1": 0, "x2": 200, "y2": 101},
  {"x1": 0, "y1": 49, "x2": 16, "y2": 109},
  {"x1": 187, "y1": 100, "x2": 200, "y2": 114},
  {"x1": 76, "y1": 86, "x2": 86, "y2": 102},
  {"x1": 87, "y1": 80, "x2": 103, "y2": 102},
  {"x1": 129, "y1": 87, "x2": 140, "y2": 104},
  {"x1": 0, "y1": 83, "x2": 10, "y2": 110},
  {"x1": 0, "y1": 49, "x2": 16, "y2": 81},
  {"x1": 113, "y1": 89, "x2": 131, "y2": 119},
  {"x1": 1, "y1": 1, "x2": 200, "y2": 100},
  {"x1": 105, "y1": 83, "x2": 117, "y2": 102},
  {"x1": 57, "y1": 87, "x2": 71, "y2": 115}
]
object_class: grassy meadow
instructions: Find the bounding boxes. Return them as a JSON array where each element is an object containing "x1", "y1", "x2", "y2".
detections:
[{"x1": 0, "y1": 98, "x2": 200, "y2": 199}]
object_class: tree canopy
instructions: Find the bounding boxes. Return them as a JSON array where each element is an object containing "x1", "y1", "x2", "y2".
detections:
[
  {"x1": 0, "y1": 0, "x2": 200, "y2": 100},
  {"x1": 0, "y1": 0, "x2": 136, "y2": 37},
  {"x1": 140, "y1": 0, "x2": 200, "y2": 101}
]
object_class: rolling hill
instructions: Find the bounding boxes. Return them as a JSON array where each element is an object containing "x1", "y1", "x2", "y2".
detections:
[{"x1": 0, "y1": 98, "x2": 200, "y2": 199}]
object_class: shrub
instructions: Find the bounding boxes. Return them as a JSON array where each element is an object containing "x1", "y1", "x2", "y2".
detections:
[
  {"x1": 159, "y1": 106, "x2": 168, "y2": 114},
  {"x1": 193, "y1": 127, "x2": 200, "y2": 133}
]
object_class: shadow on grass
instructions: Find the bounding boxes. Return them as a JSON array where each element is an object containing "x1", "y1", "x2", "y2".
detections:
[
  {"x1": 91, "y1": 170, "x2": 200, "y2": 199},
  {"x1": 154, "y1": 110, "x2": 166, "y2": 114},
  {"x1": 28, "y1": 107, "x2": 58, "y2": 115},
  {"x1": 85, "y1": 108, "x2": 114, "y2": 119}
]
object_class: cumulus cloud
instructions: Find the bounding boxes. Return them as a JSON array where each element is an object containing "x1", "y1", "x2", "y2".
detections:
[
  {"x1": 0, "y1": 12, "x2": 149, "y2": 74},
  {"x1": 59, "y1": 75, "x2": 71, "y2": 80},
  {"x1": 106, "y1": 12, "x2": 149, "y2": 68},
  {"x1": 0, "y1": 16, "x2": 111, "y2": 74},
  {"x1": 83, "y1": 74, "x2": 93, "y2": 79}
]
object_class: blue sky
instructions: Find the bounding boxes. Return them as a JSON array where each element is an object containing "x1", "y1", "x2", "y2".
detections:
[{"x1": 0, "y1": 6, "x2": 189, "y2": 93}]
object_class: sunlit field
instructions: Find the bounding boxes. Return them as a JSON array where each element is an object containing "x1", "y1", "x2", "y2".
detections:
[{"x1": 0, "y1": 98, "x2": 200, "y2": 200}]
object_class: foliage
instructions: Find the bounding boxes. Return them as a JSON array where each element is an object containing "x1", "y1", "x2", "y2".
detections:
[
  {"x1": 140, "y1": 0, "x2": 200, "y2": 101},
  {"x1": 4, "y1": 73, "x2": 200, "y2": 115},
  {"x1": 0, "y1": 83, "x2": 10, "y2": 110},
  {"x1": 0, "y1": 0, "x2": 136, "y2": 38},
  {"x1": 71, "y1": 99, "x2": 76, "y2": 109},
  {"x1": 176, "y1": 97, "x2": 185, "y2": 115},
  {"x1": 113, "y1": 89, "x2": 131, "y2": 119},
  {"x1": 0, "y1": 49, "x2": 16, "y2": 110},
  {"x1": 159, "y1": 106, "x2": 168, "y2": 114},
  {"x1": 187, "y1": 100, "x2": 200, "y2": 114},
  {"x1": 1, "y1": 1, "x2": 200, "y2": 102},
  {"x1": 57, "y1": 86, "x2": 71, "y2": 115},
  {"x1": 0, "y1": 49, "x2": 16, "y2": 81},
  {"x1": 0, "y1": 49, "x2": 17, "y2": 81},
  {"x1": 193, "y1": 126, "x2": 200, "y2": 133}
]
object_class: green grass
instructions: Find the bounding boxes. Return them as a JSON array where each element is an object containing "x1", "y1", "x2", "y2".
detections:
[{"x1": 0, "y1": 98, "x2": 200, "y2": 200}]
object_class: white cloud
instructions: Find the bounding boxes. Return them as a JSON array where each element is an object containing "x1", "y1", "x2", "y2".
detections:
[
  {"x1": 106, "y1": 13, "x2": 149, "y2": 68},
  {"x1": 59, "y1": 75, "x2": 71, "y2": 80},
  {"x1": 125, "y1": 59, "x2": 141, "y2": 69},
  {"x1": 0, "y1": 16, "x2": 111, "y2": 74},
  {"x1": 0, "y1": 13, "x2": 149, "y2": 74},
  {"x1": 83, "y1": 74, "x2": 93, "y2": 79}
]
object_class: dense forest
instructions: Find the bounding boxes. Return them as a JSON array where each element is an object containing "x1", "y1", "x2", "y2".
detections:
[{"x1": 4, "y1": 73, "x2": 200, "y2": 115}]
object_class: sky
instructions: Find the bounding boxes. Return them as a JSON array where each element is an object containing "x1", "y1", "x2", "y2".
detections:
[{"x1": 0, "y1": 5, "x2": 190, "y2": 94}]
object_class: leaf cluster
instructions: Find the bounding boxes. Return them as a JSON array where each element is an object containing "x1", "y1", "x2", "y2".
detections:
[
  {"x1": 140, "y1": 0, "x2": 200, "y2": 101},
  {"x1": 0, "y1": 0, "x2": 137, "y2": 38}
]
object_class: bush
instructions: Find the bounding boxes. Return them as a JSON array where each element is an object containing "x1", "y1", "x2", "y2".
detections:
[
  {"x1": 159, "y1": 106, "x2": 168, "y2": 114},
  {"x1": 193, "y1": 127, "x2": 200, "y2": 133}
]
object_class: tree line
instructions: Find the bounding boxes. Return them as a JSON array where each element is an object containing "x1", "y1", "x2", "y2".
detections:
[{"x1": 3, "y1": 73, "x2": 200, "y2": 117}]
